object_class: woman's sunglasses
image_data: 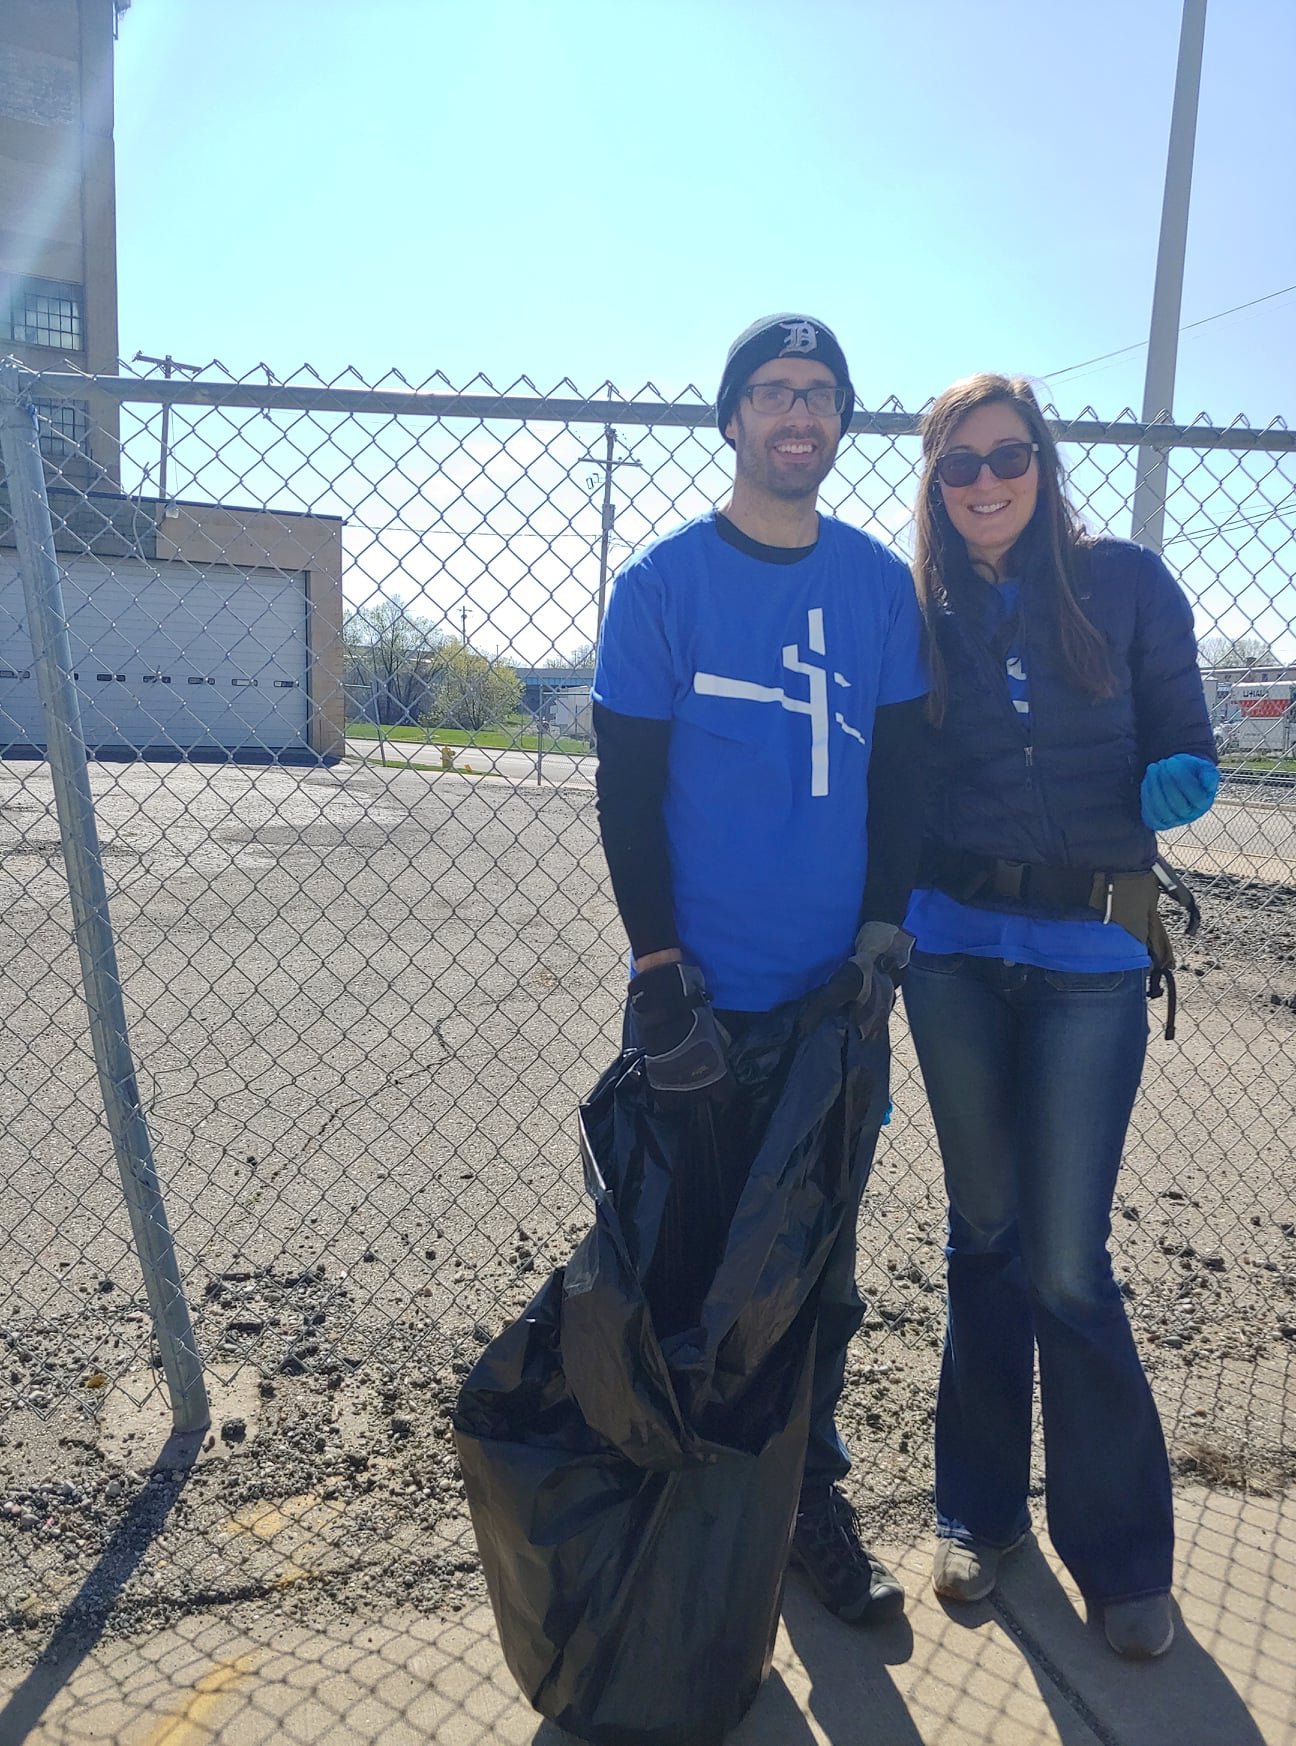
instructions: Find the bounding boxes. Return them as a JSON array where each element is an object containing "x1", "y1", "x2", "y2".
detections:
[{"x1": 934, "y1": 441, "x2": 1039, "y2": 489}]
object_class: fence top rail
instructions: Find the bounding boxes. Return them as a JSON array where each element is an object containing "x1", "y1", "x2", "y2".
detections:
[{"x1": 9, "y1": 365, "x2": 1296, "y2": 453}]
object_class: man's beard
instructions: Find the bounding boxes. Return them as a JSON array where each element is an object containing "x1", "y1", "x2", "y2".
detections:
[{"x1": 733, "y1": 419, "x2": 836, "y2": 500}]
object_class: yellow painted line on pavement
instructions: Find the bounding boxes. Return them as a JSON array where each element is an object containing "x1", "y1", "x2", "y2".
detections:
[
  {"x1": 220, "y1": 1492, "x2": 349, "y2": 1588},
  {"x1": 136, "y1": 1653, "x2": 261, "y2": 1746}
]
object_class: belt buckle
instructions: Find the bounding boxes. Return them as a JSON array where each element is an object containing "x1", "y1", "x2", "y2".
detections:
[{"x1": 996, "y1": 860, "x2": 1029, "y2": 901}]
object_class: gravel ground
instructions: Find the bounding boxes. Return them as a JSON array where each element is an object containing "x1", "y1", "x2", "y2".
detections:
[{"x1": 0, "y1": 755, "x2": 1292, "y2": 1663}]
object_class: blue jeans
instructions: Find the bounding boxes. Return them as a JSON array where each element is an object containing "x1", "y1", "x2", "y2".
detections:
[
  {"x1": 623, "y1": 1000, "x2": 890, "y2": 1490},
  {"x1": 903, "y1": 953, "x2": 1173, "y2": 1605}
]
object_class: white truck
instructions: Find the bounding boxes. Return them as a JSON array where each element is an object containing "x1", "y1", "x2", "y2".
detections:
[{"x1": 1215, "y1": 681, "x2": 1295, "y2": 755}]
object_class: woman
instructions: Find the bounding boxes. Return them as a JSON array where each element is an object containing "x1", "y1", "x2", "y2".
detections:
[{"x1": 902, "y1": 374, "x2": 1218, "y2": 1658}]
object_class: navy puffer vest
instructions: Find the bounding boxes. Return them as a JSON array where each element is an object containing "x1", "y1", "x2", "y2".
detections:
[{"x1": 926, "y1": 538, "x2": 1215, "y2": 873}]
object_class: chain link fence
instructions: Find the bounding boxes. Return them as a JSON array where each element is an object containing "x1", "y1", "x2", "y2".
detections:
[{"x1": 0, "y1": 363, "x2": 1293, "y2": 1674}]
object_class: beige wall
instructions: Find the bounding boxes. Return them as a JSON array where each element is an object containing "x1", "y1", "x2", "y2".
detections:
[
  {"x1": 0, "y1": 0, "x2": 121, "y2": 485},
  {"x1": 156, "y1": 503, "x2": 347, "y2": 761},
  {"x1": 0, "y1": 3, "x2": 345, "y2": 764}
]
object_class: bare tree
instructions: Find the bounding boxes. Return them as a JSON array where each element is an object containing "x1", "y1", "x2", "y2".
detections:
[
  {"x1": 1199, "y1": 633, "x2": 1277, "y2": 672},
  {"x1": 344, "y1": 597, "x2": 450, "y2": 725},
  {"x1": 543, "y1": 640, "x2": 598, "y2": 670}
]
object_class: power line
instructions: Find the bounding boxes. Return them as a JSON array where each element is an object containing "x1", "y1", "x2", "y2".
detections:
[
  {"x1": 1044, "y1": 283, "x2": 1296, "y2": 384},
  {"x1": 1165, "y1": 492, "x2": 1296, "y2": 546}
]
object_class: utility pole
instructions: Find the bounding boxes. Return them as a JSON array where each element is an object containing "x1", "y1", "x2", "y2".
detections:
[
  {"x1": 578, "y1": 426, "x2": 642, "y2": 642},
  {"x1": 460, "y1": 604, "x2": 469, "y2": 648},
  {"x1": 132, "y1": 352, "x2": 201, "y2": 507},
  {"x1": 1131, "y1": 0, "x2": 1208, "y2": 551}
]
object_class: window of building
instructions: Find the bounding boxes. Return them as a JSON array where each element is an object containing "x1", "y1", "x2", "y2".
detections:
[
  {"x1": 32, "y1": 399, "x2": 90, "y2": 461},
  {"x1": 3, "y1": 279, "x2": 84, "y2": 351}
]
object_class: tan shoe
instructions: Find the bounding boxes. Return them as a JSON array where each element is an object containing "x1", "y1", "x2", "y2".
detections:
[
  {"x1": 1103, "y1": 1593, "x2": 1175, "y2": 1658},
  {"x1": 932, "y1": 1532, "x2": 1026, "y2": 1602}
]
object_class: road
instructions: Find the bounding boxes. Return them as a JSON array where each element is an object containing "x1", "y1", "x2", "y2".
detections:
[
  {"x1": 0, "y1": 750, "x2": 1291, "y2": 1687},
  {"x1": 344, "y1": 739, "x2": 1296, "y2": 886},
  {"x1": 1166, "y1": 781, "x2": 1296, "y2": 888},
  {"x1": 346, "y1": 736, "x2": 594, "y2": 788}
]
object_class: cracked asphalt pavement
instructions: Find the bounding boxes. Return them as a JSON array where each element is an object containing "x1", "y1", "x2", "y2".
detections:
[{"x1": 0, "y1": 756, "x2": 1291, "y2": 1657}]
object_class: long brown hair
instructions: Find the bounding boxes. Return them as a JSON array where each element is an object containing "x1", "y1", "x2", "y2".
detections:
[{"x1": 913, "y1": 374, "x2": 1113, "y2": 722}]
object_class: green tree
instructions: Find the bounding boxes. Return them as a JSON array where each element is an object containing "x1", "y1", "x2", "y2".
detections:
[{"x1": 425, "y1": 644, "x2": 523, "y2": 732}]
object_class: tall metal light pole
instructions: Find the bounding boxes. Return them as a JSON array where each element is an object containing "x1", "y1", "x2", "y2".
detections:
[
  {"x1": 1130, "y1": 0, "x2": 1208, "y2": 551},
  {"x1": 133, "y1": 351, "x2": 200, "y2": 506}
]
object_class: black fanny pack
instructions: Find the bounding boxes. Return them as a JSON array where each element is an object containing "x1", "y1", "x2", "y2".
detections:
[{"x1": 920, "y1": 846, "x2": 1201, "y2": 1039}]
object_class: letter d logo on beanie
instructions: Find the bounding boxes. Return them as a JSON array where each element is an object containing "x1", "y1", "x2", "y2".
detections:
[
  {"x1": 779, "y1": 320, "x2": 819, "y2": 355},
  {"x1": 715, "y1": 312, "x2": 854, "y2": 445}
]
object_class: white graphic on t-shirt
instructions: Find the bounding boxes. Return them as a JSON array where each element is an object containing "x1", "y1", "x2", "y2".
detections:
[
  {"x1": 780, "y1": 320, "x2": 818, "y2": 355},
  {"x1": 693, "y1": 607, "x2": 865, "y2": 797}
]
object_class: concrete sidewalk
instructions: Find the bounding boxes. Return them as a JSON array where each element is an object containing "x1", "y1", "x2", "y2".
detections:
[{"x1": 2, "y1": 1485, "x2": 1291, "y2": 1746}]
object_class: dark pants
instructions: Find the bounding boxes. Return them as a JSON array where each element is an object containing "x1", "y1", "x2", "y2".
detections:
[
  {"x1": 803, "y1": 1024, "x2": 890, "y2": 1486},
  {"x1": 903, "y1": 952, "x2": 1174, "y2": 1604},
  {"x1": 623, "y1": 999, "x2": 891, "y2": 1490}
]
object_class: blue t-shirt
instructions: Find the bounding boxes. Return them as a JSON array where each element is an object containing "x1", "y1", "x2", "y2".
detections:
[
  {"x1": 594, "y1": 511, "x2": 927, "y2": 1010},
  {"x1": 995, "y1": 581, "x2": 1030, "y2": 722},
  {"x1": 904, "y1": 577, "x2": 1149, "y2": 973},
  {"x1": 905, "y1": 886, "x2": 1151, "y2": 971}
]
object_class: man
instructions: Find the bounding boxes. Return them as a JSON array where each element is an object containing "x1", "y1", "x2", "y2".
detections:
[{"x1": 592, "y1": 313, "x2": 927, "y2": 1625}]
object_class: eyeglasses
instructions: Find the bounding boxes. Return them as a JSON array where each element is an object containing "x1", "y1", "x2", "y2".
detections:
[
  {"x1": 743, "y1": 382, "x2": 849, "y2": 417},
  {"x1": 934, "y1": 441, "x2": 1039, "y2": 489}
]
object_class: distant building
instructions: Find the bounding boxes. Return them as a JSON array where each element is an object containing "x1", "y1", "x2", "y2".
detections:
[
  {"x1": 518, "y1": 665, "x2": 595, "y2": 715},
  {"x1": 1, "y1": 0, "x2": 126, "y2": 489},
  {"x1": 1, "y1": 489, "x2": 347, "y2": 763},
  {"x1": 0, "y1": 1, "x2": 347, "y2": 765},
  {"x1": 549, "y1": 685, "x2": 592, "y2": 741}
]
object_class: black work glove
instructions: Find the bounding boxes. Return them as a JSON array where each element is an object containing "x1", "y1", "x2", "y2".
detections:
[
  {"x1": 628, "y1": 962, "x2": 734, "y2": 1109},
  {"x1": 798, "y1": 920, "x2": 915, "y2": 1039}
]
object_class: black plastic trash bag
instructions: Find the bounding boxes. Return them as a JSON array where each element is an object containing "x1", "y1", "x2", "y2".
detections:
[{"x1": 453, "y1": 1002, "x2": 875, "y2": 1746}]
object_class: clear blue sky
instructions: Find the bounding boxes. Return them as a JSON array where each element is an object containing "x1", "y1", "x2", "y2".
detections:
[{"x1": 113, "y1": 0, "x2": 1296, "y2": 423}]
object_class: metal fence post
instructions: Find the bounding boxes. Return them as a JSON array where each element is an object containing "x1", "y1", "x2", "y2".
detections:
[
  {"x1": 0, "y1": 362, "x2": 209, "y2": 1435},
  {"x1": 1130, "y1": 0, "x2": 1208, "y2": 550}
]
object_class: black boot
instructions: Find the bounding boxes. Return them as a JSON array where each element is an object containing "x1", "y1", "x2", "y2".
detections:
[{"x1": 790, "y1": 1485, "x2": 906, "y2": 1625}]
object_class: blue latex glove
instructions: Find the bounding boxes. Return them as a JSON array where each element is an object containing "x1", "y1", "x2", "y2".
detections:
[{"x1": 1140, "y1": 753, "x2": 1220, "y2": 830}]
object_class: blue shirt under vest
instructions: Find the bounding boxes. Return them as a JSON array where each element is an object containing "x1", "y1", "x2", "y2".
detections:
[{"x1": 593, "y1": 510, "x2": 927, "y2": 1010}]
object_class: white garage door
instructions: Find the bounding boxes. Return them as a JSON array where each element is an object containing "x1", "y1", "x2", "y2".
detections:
[{"x1": 0, "y1": 556, "x2": 310, "y2": 758}]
